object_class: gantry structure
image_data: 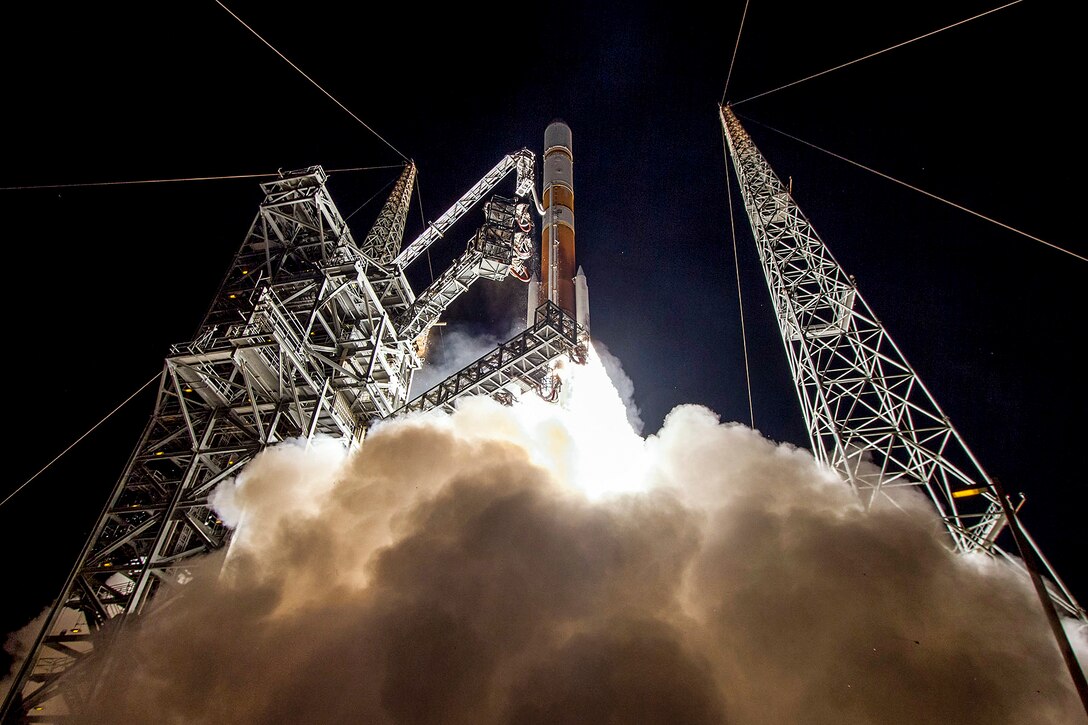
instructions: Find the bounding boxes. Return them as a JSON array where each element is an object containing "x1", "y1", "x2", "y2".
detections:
[
  {"x1": 720, "y1": 105, "x2": 1084, "y2": 622},
  {"x1": 3, "y1": 147, "x2": 586, "y2": 720}
]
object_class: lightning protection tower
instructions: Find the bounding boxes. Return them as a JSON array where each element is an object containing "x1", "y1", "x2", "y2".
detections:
[
  {"x1": 719, "y1": 105, "x2": 1083, "y2": 622},
  {"x1": 5, "y1": 136, "x2": 587, "y2": 721}
]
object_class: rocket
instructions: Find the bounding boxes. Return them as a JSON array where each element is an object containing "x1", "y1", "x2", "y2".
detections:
[{"x1": 529, "y1": 120, "x2": 590, "y2": 334}]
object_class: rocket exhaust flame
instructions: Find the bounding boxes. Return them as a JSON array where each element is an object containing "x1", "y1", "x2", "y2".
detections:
[{"x1": 54, "y1": 346, "x2": 1088, "y2": 724}]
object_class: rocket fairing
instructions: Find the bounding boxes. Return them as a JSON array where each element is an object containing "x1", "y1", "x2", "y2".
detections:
[{"x1": 531, "y1": 120, "x2": 589, "y2": 333}]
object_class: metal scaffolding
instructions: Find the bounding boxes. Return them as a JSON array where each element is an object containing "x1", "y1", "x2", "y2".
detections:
[
  {"x1": 400, "y1": 301, "x2": 585, "y2": 416},
  {"x1": 1, "y1": 154, "x2": 581, "y2": 720},
  {"x1": 3, "y1": 166, "x2": 422, "y2": 717},
  {"x1": 720, "y1": 105, "x2": 1084, "y2": 622}
]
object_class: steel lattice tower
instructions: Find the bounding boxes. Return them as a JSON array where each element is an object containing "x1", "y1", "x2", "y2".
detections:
[
  {"x1": 3, "y1": 166, "x2": 422, "y2": 717},
  {"x1": 2, "y1": 150, "x2": 584, "y2": 720},
  {"x1": 720, "y1": 105, "x2": 1083, "y2": 622}
]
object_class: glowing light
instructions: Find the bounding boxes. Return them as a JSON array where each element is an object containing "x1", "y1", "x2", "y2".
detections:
[
  {"x1": 155, "y1": 451, "x2": 164, "y2": 456},
  {"x1": 952, "y1": 487, "x2": 986, "y2": 499},
  {"x1": 556, "y1": 347, "x2": 649, "y2": 498},
  {"x1": 453, "y1": 344, "x2": 649, "y2": 500}
]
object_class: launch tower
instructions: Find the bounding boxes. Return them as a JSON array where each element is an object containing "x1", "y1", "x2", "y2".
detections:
[{"x1": 3, "y1": 128, "x2": 589, "y2": 720}]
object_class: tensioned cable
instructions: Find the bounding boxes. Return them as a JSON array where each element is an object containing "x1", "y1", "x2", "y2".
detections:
[
  {"x1": 720, "y1": 0, "x2": 751, "y2": 104},
  {"x1": 0, "y1": 164, "x2": 403, "y2": 192},
  {"x1": 344, "y1": 176, "x2": 398, "y2": 222},
  {"x1": 733, "y1": 0, "x2": 1023, "y2": 106},
  {"x1": 213, "y1": 0, "x2": 408, "y2": 161},
  {"x1": 720, "y1": 125, "x2": 755, "y2": 427},
  {"x1": 414, "y1": 172, "x2": 436, "y2": 285},
  {"x1": 738, "y1": 113, "x2": 1088, "y2": 264},
  {"x1": 0, "y1": 373, "x2": 161, "y2": 510}
]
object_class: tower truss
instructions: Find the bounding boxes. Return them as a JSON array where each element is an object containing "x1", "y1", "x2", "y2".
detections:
[
  {"x1": 4, "y1": 141, "x2": 586, "y2": 719},
  {"x1": 3, "y1": 166, "x2": 427, "y2": 717},
  {"x1": 720, "y1": 105, "x2": 1083, "y2": 621}
]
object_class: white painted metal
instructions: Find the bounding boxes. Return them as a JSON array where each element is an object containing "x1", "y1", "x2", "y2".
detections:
[
  {"x1": 2, "y1": 167, "x2": 428, "y2": 719},
  {"x1": 361, "y1": 163, "x2": 417, "y2": 265},
  {"x1": 2, "y1": 146, "x2": 568, "y2": 720},
  {"x1": 400, "y1": 302, "x2": 585, "y2": 415},
  {"x1": 394, "y1": 198, "x2": 527, "y2": 343}
]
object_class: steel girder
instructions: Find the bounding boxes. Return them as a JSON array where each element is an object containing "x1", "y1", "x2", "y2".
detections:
[{"x1": 719, "y1": 106, "x2": 1083, "y2": 621}]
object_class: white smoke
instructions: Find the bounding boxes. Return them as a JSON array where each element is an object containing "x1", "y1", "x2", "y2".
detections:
[
  {"x1": 1067, "y1": 619, "x2": 1088, "y2": 678},
  {"x1": 0, "y1": 609, "x2": 48, "y2": 705},
  {"x1": 411, "y1": 321, "x2": 525, "y2": 396},
  {"x1": 63, "y1": 349, "x2": 1085, "y2": 724},
  {"x1": 592, "y1": 340, "x2": 644, "y2": 434}
]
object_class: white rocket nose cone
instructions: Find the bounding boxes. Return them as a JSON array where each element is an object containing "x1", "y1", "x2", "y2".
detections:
[{"x1": 545, "y1": 121, "x2": 572, "y2": 151}]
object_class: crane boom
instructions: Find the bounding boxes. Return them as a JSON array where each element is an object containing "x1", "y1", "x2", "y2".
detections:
[
  {"x1": 394, "y1": 197, "x2": 531, "y2": 342},
  {"x1": 392, "y1": 149, "x2": 535, "y2": 269}
]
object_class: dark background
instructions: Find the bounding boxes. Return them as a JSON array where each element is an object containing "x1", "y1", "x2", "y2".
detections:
[{"x1": 2, "y1": 0, "x2": 1083, "y2": 669}]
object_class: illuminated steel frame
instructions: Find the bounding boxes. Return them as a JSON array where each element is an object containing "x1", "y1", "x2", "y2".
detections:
[
  {"x1": 3, "y1": 153, "x2": 579, "y2": 720},
  {"x1": 720, "y1": 105, "x2": 1083, "y2": 622},
  {"x1": 3, "y1": 166, "x2": 422, "y2": 718},
  {"x1": 400, "y1": 302, "x2": 585, "y2": 415}
]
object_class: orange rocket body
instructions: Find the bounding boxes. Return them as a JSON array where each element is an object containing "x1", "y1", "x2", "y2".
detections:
[
  {"x1": 529, "y1": 120, "x2": 588, "y2": 333},
  {"x1": 541, "y1": 121, "x2": 577, "y2": 317}
]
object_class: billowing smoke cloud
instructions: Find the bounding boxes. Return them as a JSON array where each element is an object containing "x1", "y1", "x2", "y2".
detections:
[
  {"x1": 71, "y1": 352, "x2": 1085, "y2": 723},
  {"x1": 411, "y1": 321, "x2": 524, "y2": 396},
  {"x1": 593, "y1": 340, "x2": 644, "y2": 434},
  {"x1": 1, "y1": 609, "x2": 47, "y2": 705}
]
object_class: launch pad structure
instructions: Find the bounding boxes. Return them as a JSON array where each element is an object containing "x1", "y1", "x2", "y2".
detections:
[
  {"x1": 2, "y1": 123, "x2": 589, "y2": 721},
  {"x1": 4, "y1": 106, "x2": 1085, "y2": 720},
  {"x1": 720, "y1": 104, "x2": 1085, "y2": 623}
]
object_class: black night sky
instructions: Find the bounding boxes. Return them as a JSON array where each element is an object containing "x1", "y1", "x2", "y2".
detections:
[{"x1": 1, "y1": 0, "x2": 1083, "y2": 667}]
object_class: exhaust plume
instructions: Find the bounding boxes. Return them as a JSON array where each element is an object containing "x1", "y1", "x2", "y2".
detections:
[
  {"x1": 1, "y1": 609, "x2": 48, "y2": 705},
  {"x1": 67, "y1": 348, "x2": 1084, "y2": 723}
]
